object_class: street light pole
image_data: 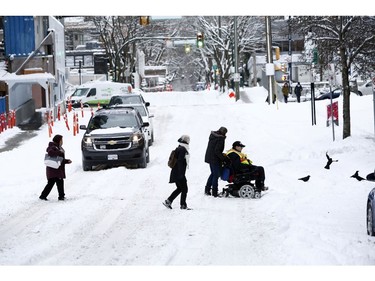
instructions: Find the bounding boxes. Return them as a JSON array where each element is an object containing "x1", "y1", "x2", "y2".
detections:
[
  {"x1": 234, "y1": 17, "x2": 240, "y2": 101},
  {"x1": 265, "y1": 16, "x2": 274, "y2": 104},
  {"x1": 288, "y1": 16, "x2": 293, "y2": 96}
]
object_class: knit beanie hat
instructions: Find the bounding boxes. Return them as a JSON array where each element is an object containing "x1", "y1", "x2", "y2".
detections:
[
  {"x1": 53, "y1": 134, "x2": 63, "y2": 144},
  {"x1": 218, "y1": 126, "x2": 228, "y2": 136},
  {"x1": 178, "y1": 135, "x2": 190, "y2": 144}
]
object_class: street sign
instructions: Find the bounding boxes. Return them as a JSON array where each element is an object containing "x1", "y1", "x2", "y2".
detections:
[{"x1": 233, "y1": 73, "x2": 241, "y2": 82}]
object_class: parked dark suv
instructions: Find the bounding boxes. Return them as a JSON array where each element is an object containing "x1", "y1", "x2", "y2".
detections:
[{"x1": 79, "y1": 107, "x2": 150, "y2": 170}]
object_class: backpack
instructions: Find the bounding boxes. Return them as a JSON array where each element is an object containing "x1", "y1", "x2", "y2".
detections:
[{"x1": 168, "y1": 149, "x2": 178, "y2": 168}]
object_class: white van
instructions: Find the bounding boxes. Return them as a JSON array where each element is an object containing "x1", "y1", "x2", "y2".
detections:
[{"x1": 67, "y1": 81, "x2": 133, "y2": 107}]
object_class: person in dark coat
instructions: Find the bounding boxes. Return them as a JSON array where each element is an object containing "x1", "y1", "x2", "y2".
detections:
[
  {"x1": 226, "y1": 141, "x2": 268, "y2": 193},
  {"x1": 163, "y1": 135, "x2": 190, "y2": 210},
  {"x1": 294, "y1": 82, "x2": 303, "y2": 103},
  {"x1": 204, "y1": 126, "x2": 228, "y2": 197},
  {"x1": 39, "y1": 134, "x2": 72, "y2": 201},
  {"x1": 282, "y1": 82, "x2": 289, "y2": 103}
]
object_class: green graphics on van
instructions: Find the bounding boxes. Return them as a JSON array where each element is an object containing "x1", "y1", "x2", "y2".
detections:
[{"x1": 68, "y1": 81, "x2": 133, "y2": 107}]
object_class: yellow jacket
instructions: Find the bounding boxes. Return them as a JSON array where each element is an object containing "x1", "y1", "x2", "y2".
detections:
[{"x1": 226, "y1": 149, "x2": 252, "y2": 165}]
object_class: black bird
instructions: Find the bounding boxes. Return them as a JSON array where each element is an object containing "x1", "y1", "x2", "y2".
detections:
[
  {"x1": 324, "y1": 152, "x2": 338, "y2": 169},
  {"x1": 298, "y1": 175, "x2": 310, "y2": 182},
  {"x1": 351, "y1": 171, "x2": 366, "y2": 181}
]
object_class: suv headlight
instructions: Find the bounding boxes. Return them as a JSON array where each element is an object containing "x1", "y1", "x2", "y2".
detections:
[
  {"x1": 83, "y1": 136, "x2": 93, "y2": 147},
  {"x1": 132, "y1": 133, "x2": 143, "y2": 145}
]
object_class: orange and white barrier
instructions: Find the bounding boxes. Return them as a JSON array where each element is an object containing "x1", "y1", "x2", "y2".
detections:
[
  {"x1": 75, "y1": 113, "x2": 79, "y2": 134},
  {"x1": 68, "y1": 97, "x2": 72, "y2": 112},
  {"x1": 57, "y1": 105, "x2": 61, "y2": 121},
  {"x1": 73, "y1": 113, "x2": 77, "y2": 136},
  {"x1": 81, "y1": 102, "x2": 84, "y2": 118},
  {"x1": 64, "y1": 113, "x2": 70, "y2": 131},
  {"x1": 0, "y1": 113, "x2": 5, "y2": 132}
]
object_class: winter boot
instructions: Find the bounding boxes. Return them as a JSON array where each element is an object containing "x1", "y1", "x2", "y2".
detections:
[
  {"x1": 204, "y1": 187, "x2": 211, "y2": 196},
  {"x1": 163, "y1": 199, "x2": 172, "y2": 209},
  {"x1": 212, "y1": 189, "x2": 219, "y2": 197}
]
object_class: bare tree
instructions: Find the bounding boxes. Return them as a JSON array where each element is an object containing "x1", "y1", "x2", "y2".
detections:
[
  {"x1": 195, "y1": 16, "x2": 264, "y2": 91},
  {"x1": 88, "y1": 16, "x2": 139, "y2": 83},
  {"x1": 291, "y1": 16, "x2": 375, "y2": 139}
]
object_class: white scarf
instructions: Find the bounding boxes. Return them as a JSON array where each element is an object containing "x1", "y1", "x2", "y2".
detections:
[{"x1": 179, "y1": 143, "x2": 190, "y2": 168}]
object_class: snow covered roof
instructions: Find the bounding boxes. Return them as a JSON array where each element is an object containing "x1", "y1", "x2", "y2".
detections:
[{"x1": 0, "y1": 72, "x2": 55, "y2": 89}]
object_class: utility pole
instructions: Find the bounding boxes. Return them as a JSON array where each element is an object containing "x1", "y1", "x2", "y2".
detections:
[
  {"x1": 288, "y1": 16, "x2": 293, "y2": 95},
  {"x1": 265, "y1": 16, "x2": 274, "y2": 104},
  {"x1": 234, "y1": 17, "x2": 240, "y2": 101}
]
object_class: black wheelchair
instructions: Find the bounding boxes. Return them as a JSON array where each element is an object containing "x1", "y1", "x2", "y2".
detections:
[{"x1": 220, "y1": 167, "x2": 262, "y2": 199}]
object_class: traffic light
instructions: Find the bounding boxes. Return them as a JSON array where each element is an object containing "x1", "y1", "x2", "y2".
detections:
[
  {"x1": 184, "y1": 44, "x2": 191, "y2": 54},
  {"x1": 196, "y1": 32, "x2": 204, "y2": 48},
  {"x1": 139, "y1": 16, "x2": 150, "y2": 26}
]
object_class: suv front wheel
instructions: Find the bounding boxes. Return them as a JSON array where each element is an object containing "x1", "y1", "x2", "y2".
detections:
[
  {"x1": 138, "y1": 148, "x2": 148, "y2": 168},
  {"x1": 82, "y1": 160, "x2": 92, "y2": 171}
]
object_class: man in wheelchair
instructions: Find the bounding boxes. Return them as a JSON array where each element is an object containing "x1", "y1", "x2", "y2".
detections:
[{"x1": 223, "y1": 141, "x2": 268, "y2": 198}]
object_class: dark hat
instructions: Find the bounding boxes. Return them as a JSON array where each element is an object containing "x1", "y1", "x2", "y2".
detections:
[
  {"x1": 232, "y1": 141, "x2": 245, "y2": 148},
  {"x1": 52, "y1": 134, "x2": 63, "y2": 144},
  {"x1": 218, "y1": 126, "x2": 227, "y2": 135},
  {"x1": 178, "y1": 135, "x2": 190, "y2": 144}
]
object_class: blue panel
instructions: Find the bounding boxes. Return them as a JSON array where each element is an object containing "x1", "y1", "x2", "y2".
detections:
[
  {"x1": 0, "y1": 96, "x2": 6, "y2": 114},
  {"x1": 4, "y1": 16, "x2": 35, "y2": 57}
]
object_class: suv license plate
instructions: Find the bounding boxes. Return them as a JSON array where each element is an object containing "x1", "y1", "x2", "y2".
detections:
[{"x1": 108, "y1": 154, "x2": 118, "y2": 160}]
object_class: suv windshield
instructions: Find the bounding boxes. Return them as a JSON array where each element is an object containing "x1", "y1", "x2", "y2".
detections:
[
  {"x1": 131, "y1": 105, "x2": 146, "y2": 116},
  {"x1": 88, "y1": 113, "x2": 138, "y2": 130},
  {"x1": 109, "y1": 95, "x2": 143, "y2": 106}
]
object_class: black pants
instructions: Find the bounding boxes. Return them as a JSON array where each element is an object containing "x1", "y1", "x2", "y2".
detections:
[
  {"x1": 168, "y1": 179, "x2": 188, "y2": 207},
  {"x1": 40, "y1": 178, "x2": 65, "y2": 199},
  {"x1": 296, "y1": 94, "x2": 301, "y2": 103},
  {"x1": 249, "y1": 165, "x2": 265, "y2": 188},
  {"x1": 240, "y1": 165, "x2": 266, "y2": 189}
]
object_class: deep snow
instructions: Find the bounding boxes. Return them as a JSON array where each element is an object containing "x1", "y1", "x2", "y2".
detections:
[{"x1": 0, "y1": 87, "x2": 375, "y2": 280}]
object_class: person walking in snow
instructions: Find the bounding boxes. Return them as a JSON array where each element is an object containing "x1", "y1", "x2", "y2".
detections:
[
  {"x1": 39, "y1": 134, "x2": 72, "y2": 201},
  {"x1": 282, "y1": 82, "x2": 289, "y2": 103},
  {"x1": 294, "y1": 82, "x2": 303, "y2": 103},
  {"x1": 163, "y1": 135, "x2": 191, "y2": 210},
  {"x1": 204, "y1": 126, "x2": 229, "y2": 197}
]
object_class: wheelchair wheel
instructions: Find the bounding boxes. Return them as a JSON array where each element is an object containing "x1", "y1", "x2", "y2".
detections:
[{"x1": 239, "y1": 184, "x2": 255, "y2": 199}]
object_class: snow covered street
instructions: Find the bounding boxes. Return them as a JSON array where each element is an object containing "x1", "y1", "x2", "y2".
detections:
[{"x1": 0, "y1": 88, "x2": 374, "y2": 279}]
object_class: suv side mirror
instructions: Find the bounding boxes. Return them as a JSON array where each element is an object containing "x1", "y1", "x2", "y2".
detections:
[{"x1": 145, "y1": 102, "x2": 150, "y2": 107}]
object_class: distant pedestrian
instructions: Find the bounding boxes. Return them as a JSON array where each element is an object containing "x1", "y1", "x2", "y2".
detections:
[
  {"x1": 282, "y1": 82, "x2": 289, "y2": 103},
  {"x1": 163, "y1": 135, "x2": 191, "y2": 210},
  {"x1": 204, "y1": 126, "x2": 229, "y2": 197},
  {"x1": 39, "y1": 134, "x2": 72, "y2": 201},
  {"x1": 294, "y1": 82, "x2": 303, "y2": 103}
]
